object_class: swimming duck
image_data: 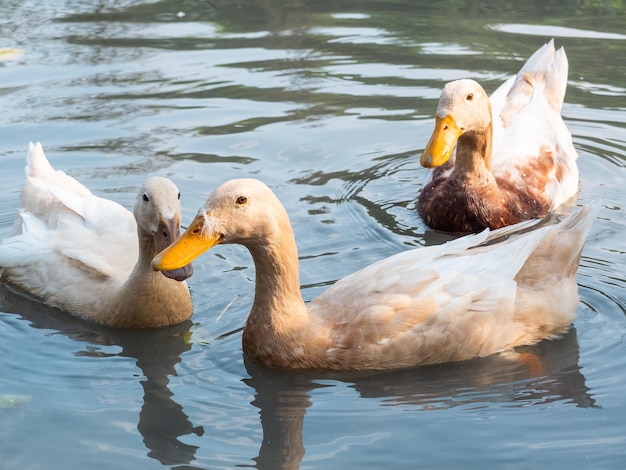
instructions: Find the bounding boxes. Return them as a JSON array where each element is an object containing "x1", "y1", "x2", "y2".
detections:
[
  {"x1": 418, "y1": 40, "x2": 579, "y2": 232},
  {"x1": 152, "y1": 178, "x2": 596, "y2": 370},
  {"x1": 0, "y1": 143, "x2": 193, "y2": 328}
]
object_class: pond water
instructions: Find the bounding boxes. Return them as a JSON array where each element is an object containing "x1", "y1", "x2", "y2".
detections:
[{"x1": 1, "y1": 1, "x2": 625, "y2": 469}]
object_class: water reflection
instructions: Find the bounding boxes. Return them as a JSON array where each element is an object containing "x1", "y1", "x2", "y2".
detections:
[
  {"x1": 243, "y1": 328, "x2": 596, "y2": 469},
  {"x1": 349, "y1": 329, "x2": 597, "y2": 410},
  {"x1": 0, "y1": 285, "x2": 203, "y2": 467}
]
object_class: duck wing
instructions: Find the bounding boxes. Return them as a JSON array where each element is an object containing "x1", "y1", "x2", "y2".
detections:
[
  {"x1": 310, "y1": 204, "x2": 595, "y2": 369},
  {"x1": 1, "y1": 143, "x2": 137, "y2": 292},
  {"x1": 490, "y1": 40, "x2": 578, "y2": 210}
]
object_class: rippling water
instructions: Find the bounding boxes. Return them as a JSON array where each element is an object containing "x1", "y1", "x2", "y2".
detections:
[{"x1": 1, "y1": 1, "x2": 625, "y2": 469}]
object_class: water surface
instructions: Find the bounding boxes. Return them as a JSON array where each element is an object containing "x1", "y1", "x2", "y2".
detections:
[{"x1": 1, "y1": 1, "x2": 625, "y2": 469}]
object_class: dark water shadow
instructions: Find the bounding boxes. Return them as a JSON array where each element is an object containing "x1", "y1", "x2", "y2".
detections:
[
  {"x1": 242, "y1": 327, "x2": 597, "y2": 470},
  {"x1": 0, "y1": 284, "x2": 203, "y2": 467}
]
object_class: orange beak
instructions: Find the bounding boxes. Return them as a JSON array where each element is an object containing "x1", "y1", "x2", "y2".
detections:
[
  {"x1": 152, "y1": 213, "x2": 221, "y2": 271},
  {"x1": 420, "y1": 115, "x2": 463, "y2": 168}
]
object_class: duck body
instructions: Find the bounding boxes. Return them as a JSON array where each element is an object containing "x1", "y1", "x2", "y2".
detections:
[
  {"x1": 153, "y1": 178, "x2": 597, "y2": 371},
  {"x1": 418, "y1": 40, "x2": 579, "y2": 232},
  {"x1": 0, "y1": 143, "x2": 193, "y2": 328}
]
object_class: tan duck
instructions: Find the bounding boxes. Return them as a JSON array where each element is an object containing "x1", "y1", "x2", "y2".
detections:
[
  {"x1": 153, "y1": 178, "x2": 597, "y2": 370},
  {"x1": 0, "y1": 143, "x2": 193, "y2": 328},
  {"x1": 418, "y1": 40, "x2": 579, "y2": 232}
]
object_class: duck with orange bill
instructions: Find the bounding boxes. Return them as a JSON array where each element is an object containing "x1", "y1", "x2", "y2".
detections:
[
  {"x1": 418, "y1": 40, "x2": 579, "y2": 233},
  {"x1": 0, "y1": 143, "x2": 193, "y2": 328},
  {"x1": 152, "y1": 178, "x2": 597, "y2": 371}
]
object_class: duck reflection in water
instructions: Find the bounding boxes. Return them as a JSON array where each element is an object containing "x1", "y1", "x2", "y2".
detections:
[
  {"x1": 243, "y1": 327, "x2": 597, "y2": 470},
  {"x1": 0, "y1": 285, "x2": 203, "y2": 467},
  {"x1": 1, "y1": 284, "x2": 598, "y2": 469}
]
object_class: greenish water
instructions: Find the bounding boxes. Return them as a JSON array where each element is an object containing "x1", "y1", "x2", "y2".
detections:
[{"x1": 1, "y1": 1, "x2": 625, "y2": 468}]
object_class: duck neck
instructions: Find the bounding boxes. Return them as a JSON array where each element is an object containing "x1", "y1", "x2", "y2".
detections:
[
  {"x1": 453, "y1": 124, "x2": 493, "y2": 180},
  {"x1": 111, "y1": 228, "x2": 192, "y2": 328},
  {"x1": 247, "y1": 227, "x2": 307, "y2": 325},
  {"x1": 243, "y1": 223, "x2": 314, "y2": 366},
  {"x1": 132, "y1": 229, "x2": 163, "y2": 280}
]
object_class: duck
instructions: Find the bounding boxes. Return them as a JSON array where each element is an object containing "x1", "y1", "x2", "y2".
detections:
[
  {"x1": 152, "y1": 178, "x2": 597, "y2": 370},
  {"x1": 0, "y1": 142, "x2": 193, "y2": 328},
  {"x1": 417, "y1": 39, "x2": 579, "y2": 233}
]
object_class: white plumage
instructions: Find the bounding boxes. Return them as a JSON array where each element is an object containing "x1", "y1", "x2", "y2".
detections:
[{"x1": 0, "y1": 143, "x2": 192, "y2": 328}]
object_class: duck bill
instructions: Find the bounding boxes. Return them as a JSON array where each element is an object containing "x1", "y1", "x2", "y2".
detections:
[
  {"x1": 154, "y1": 217, "x2": 194, "y2": 281},
  {"x1": 152, "y1": 213, "x2": 220, "y2": 272},
  {"x1": 420, "y1": 115, "x2": 463, "y2": 168}
]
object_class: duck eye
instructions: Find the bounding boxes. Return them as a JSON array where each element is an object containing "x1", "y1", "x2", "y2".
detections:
[
  {"x1": 177, "y1": 192, "x2": 181, "y2": 200},
  {"x1": 466, "y1": 93, "x2": 474, "y2": 101},
  {"x1": 236, "y1": 195, "x2": 248, "y2": 205},
  {"x1": 142, "y1": 193, "x2": 149, "y2": 202}
]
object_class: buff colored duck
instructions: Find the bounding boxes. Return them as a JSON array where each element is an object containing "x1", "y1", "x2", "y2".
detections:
[
  {"x1": 0, "y1": 143, "x2": 193, "y2": 328},
  {"x1": 418, "y1": 40, "x2": 579, "y2": 232},
  {"x1": 153, "y1": 178, "x2": 596, "y2": 370}
]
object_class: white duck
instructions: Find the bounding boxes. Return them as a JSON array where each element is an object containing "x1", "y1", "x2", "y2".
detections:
[
  {"x1": 153, "y1": 178, "x2": 596, "y2": 370},
  {"x1": 0, "y1": 143, "x2": 193, "y2": 328},
  {"x1": 418, "y1": 39, "x2": 579, "y2": 232}
]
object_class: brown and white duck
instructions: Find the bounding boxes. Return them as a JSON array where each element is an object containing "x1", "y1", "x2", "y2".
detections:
[{"x1": 418, "y1": 40, "x2": 579, "y2": 232}]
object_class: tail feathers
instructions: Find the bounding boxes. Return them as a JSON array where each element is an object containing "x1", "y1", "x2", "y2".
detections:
[
  {"x1": 26, "y1": 142, "x2": 56, "y2": 179},
  {"x1": 518, "y1": 39, "x2": 556, "y2": 75},
  {"x1": 517, "y1": 201, "x2": 600, "y2": 283},
  {"x1": 522, "y1": 40, "x2": 568, "y2": 113},
  {"x1": 545, "y1": 46, "x2": 568, "y2": 113},
  {"x1": 552, "y1": 199, "x2": 599, "y2": 266},
  {"x1": 26, "y1": 142, "x2": 92, "y2": 197},
  {"x1": 499, "y1": 39, "x2": 568, "y2": 126},
  {"x1": 20, "y1": 143, "x2": 97, "y2": 225}
]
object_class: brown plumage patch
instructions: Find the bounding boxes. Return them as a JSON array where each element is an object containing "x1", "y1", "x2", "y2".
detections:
[{"x1": 418, "y1": 131, "x2": 556, "y2": 232}]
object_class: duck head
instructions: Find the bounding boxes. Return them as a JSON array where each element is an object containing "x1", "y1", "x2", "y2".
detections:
[
  {"x1": 135, "y1": 177, "x2": 193, "y2": 281},
  {"x1": 421, "y1": 79, "x2": 492, "y2": 168},
  {"x1": 152, "y1": 178, "x2": 288, "y2": 271}
]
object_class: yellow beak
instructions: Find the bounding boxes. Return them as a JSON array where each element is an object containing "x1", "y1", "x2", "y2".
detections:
[
  {"x1": 152, "y1": 213, "x2": 220, "y2": 271},
  {"x1": 420, "y1": 115, "x2": 463, "y2": 168}
]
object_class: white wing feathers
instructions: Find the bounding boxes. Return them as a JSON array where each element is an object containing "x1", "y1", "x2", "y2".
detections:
[{"x1": 1, "y1": 143, "x2": 137, "y2": 285}]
